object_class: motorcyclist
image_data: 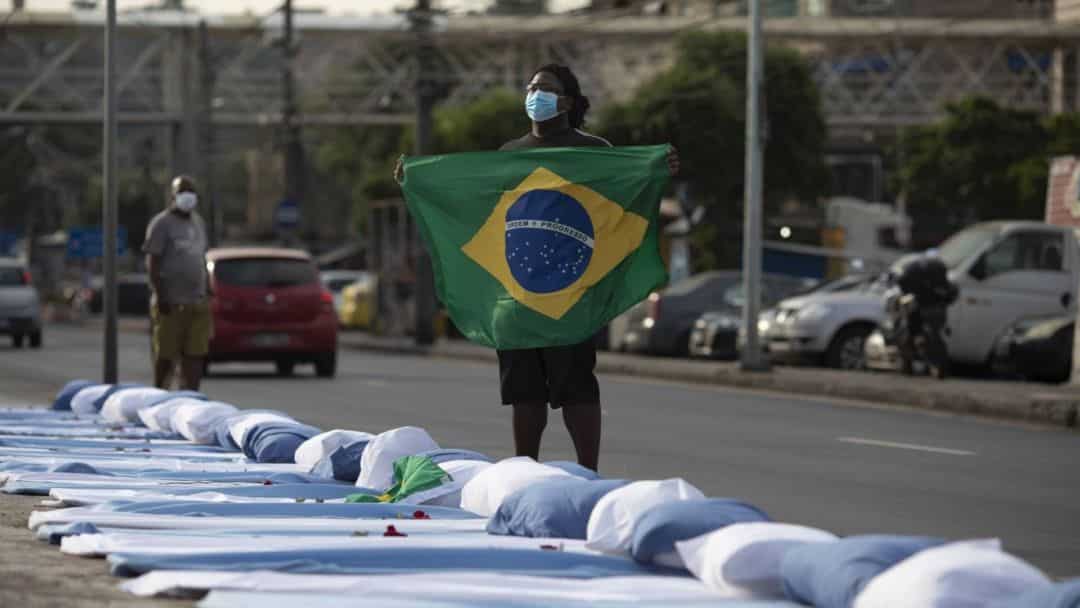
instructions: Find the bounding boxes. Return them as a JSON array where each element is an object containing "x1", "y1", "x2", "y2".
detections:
[{"x1": 893, "y1": 253, "x2": 959, "y2": 378}]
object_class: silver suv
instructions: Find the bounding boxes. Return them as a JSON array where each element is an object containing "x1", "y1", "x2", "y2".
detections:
[{"x1": 0, "y1": 259, "x2": 42, "y2": 348}]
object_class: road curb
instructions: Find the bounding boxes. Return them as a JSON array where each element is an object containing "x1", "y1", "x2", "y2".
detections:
[{"x1": 341, "y1": 336, "x2": 1079, "y2": 430}]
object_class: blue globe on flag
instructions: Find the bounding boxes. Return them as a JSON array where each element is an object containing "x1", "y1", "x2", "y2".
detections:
[{"x1": 505, "y1": 189, "x2": 595, "y2": 294}]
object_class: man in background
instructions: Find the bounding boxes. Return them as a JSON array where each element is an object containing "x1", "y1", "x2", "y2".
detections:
[{"x1": 144, "y1": 175, "x2": 211, "y2": 390}]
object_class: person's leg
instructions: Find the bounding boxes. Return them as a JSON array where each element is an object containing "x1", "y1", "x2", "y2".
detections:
[
  {"x1": 152, "y1": 303, "x2": 179, "y2": 389},
  {"x1": 561, "y1": 403, "x2": 601, "y2": 471},
  {"x1": 543, "y1": 339, "x2": 601, "y2": 471},
  {"x1": 512, "y1": 403, "x2": 548, "y2": 460},
  {"x1": 497, "y1": 348, "x2": 549, "y2": 460},
  {"x1": 180, "y1": 301, "x2": 212, "y2": 391},
  {"x1": 154, "y1": 358, "x2": 175, "y2": 389}
]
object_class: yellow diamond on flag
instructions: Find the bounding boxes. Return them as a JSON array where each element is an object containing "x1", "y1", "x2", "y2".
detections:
[{"x1": 462, "y1": 167, "x2": 649, "y2": 320}]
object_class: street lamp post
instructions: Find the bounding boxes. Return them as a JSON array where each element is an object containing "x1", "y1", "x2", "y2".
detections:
[
  {"x1": 739, "y1": 0, "x2": 769, "y2": 372},
  {"x1": 102, "y1": 0, "x2": 118, "y2": 383}
]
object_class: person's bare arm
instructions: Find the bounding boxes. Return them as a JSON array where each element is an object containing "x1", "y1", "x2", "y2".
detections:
[{"x1": 147, "y1": 253, "x2": 170, "y2": 314}]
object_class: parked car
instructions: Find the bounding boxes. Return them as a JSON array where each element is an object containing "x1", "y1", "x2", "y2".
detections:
[
  {"x1": 207, "y1": 248, "x2": 338, "y2": 377},
  {"x1": 851, "y1": 220, "x2": 1080, "y2": 373},
  {"x1": 937, "y1": 221, "x2": 1078, "y2": 367},
  {"x1": 990, "y1": 315, "x2": 1074, "y2": 383},
  {"x1": 338, "y1": 274, "x2": 380, "y2": 330},
  {"x1": 0, "y1": 259, "x2": 42, "y2": 348},
  {"x1": 766, "y1": 272, "x2": 893, "y2": 369},
  {"x1": 320, "y1": 270, "x2": 374, "y2": 319},
  {"x1": 688, "y1": 275, "x2": 818, "y2": 359},
  {"x1": 737, "y1": 273, "x2": 874, "y2": 357},
  {"x1": 615, "y1": 271, "x2": 811, "y2": 357},
  {"x1": 88, "y1": 273, "x2": 151, "y2": 315}
]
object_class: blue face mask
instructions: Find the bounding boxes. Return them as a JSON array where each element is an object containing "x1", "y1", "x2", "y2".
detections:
[{"x1": 525, "y1": 90, "x2": 561, "y2": 123}]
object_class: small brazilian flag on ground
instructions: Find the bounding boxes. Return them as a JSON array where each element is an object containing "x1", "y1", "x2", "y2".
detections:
[{"x1": 401, "y1": 145, "x2": 670, "y2": 350}]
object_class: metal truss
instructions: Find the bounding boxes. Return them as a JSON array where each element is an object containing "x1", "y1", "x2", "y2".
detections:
[
  {"x1": 1, "y1": 13, "x2": 1076, "y2": 146},
  {"x1": 2, "y1": 14, "x2": 1071, "y2": 132}
]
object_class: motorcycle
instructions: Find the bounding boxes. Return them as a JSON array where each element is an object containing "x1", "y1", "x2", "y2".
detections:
[{"x1": 882, "y1": 283, "x2": 956, "y2": 381}]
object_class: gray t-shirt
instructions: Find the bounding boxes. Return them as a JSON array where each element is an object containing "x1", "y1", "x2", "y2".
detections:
[{"x1": 143, "y1": 209, "x2": 208, "y2": 305}]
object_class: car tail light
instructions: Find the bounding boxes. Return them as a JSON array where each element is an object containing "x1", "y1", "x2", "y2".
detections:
[
  {"x1": 22, "y1": 270, "x2": 31, "y2": 285},
  {"x1": 320, "y1": 290, "x2": 334, "y2": 314}
]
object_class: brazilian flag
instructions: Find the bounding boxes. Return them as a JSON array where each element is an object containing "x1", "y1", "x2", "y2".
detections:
[{"x1": 401, "y1": 145, "x2": 670, "y2": 350}]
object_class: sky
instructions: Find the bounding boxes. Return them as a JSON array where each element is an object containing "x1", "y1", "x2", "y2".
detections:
[{"x1": 5, "y1": 0, "x2": 588, "y2": 16}]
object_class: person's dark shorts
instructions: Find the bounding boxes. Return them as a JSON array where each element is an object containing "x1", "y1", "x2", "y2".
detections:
[{"x1": 497, "y1": 340, "x2": 600, "y2": 409}]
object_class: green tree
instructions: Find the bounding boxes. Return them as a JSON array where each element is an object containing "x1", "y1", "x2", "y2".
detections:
[
  {"x1": 894, "y1": 97, "x2": 1050, "y2": 236},
  {"x1": 315, "y1": 89, "x2": 528, "y2": 234},
  {"x1": 432, "y1": 88, "x2": 528, "y2": 153},
  {"x1": 598, "y1": 31, "x2": 828, "y2": 269},
  {"x1": 0, "y1": 127, "x2": 36, "y2": 233}
]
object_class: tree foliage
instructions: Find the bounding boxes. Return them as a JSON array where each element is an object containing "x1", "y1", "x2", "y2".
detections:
[
  {"x1": 895, "y1": 97, "x2": 1051, "y2": 233},
  {"x1": 597, "y1": 31, "x2": 828, "y2": 269},
  {"x1": 315, "y1": 89, "x2": 528, "y2": 233}
]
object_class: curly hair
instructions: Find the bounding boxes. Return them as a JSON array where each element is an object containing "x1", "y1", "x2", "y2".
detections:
[{"x1": 533, "y1": 64, "x2": 590, "y2": 129}]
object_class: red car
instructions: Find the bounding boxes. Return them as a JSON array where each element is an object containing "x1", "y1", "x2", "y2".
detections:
[{"x1": 207, "y1": 247, "x2": 338, "y2": 377}]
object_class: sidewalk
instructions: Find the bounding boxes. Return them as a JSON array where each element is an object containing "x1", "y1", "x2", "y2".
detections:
[{"x1": 338, "y1": 332, "x2": 1080, "y2": 429}]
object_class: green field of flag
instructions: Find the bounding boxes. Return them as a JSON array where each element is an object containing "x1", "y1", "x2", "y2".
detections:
[{"x1": 401, "y1": 145, "x2": 671, "y2": 350}]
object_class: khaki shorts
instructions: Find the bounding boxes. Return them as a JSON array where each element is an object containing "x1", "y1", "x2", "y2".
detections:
[{"x1": 152, "y1": 300, "x2": 212, "y2": 361}]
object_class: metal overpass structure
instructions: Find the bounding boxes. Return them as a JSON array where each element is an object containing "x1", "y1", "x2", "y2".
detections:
[{"x1": 2, "y1": 9, "x2": 1078, "y2": 231}]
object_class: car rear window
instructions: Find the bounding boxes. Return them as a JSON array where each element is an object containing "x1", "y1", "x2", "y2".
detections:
[
  {"x1": 0, "y1": 267, "x2": 26, "y2": 286},
  {"x1": 213, "y1": 258, "x2": 317, "y2": 287}
]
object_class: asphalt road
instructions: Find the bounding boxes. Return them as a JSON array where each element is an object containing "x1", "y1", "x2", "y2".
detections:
[{"x1": 1, "y1": 323, "x2": 1078, "y2": 577}]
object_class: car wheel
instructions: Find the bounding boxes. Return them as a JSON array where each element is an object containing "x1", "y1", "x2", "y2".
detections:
[
  {"x1": 29, "y1": 331, "x2": 42, "y2": 349},
  {"x1": 315, "y1": 352, "x2": 337, "y2": 378},
  {"x1": 275, "y1": 359, "x2": 295, "y2": 377},
  {"x1": 11, "y1": 334, "x2": 23, "y2": 348},
  {"x1": 826, "y1": 325, "x2": 871, "y2": 370}
]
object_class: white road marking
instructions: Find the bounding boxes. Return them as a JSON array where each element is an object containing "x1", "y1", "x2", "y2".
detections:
[
  {"x1": 837, "y1": 436, "x2": 976, "y2": 456},
  {"x1": 365, "y1": 380, "x2": 389, "y2": 388}
]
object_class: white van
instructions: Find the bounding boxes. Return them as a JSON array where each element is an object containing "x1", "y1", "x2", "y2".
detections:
[
  {"x1": 937, "y1": 221, "x2": 1079, "y2": 365},
  {"x1": 771, "y1": 221, "x2": 1079, "y2": 369}
]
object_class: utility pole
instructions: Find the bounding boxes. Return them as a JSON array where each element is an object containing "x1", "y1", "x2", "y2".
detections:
[
  {"x1": 102, "y1": 0, "x2": 119, "y2": 383},
  {"x1": 281, "y1": 0, "x2": 304, "y2": 238},
  {"x1": 411, "y1": 0, "x2": 437, "y2": 345},
  {"x1": 198, "y1": 20, "x2": 218, "y2": 246},
  {"x1": 739, "y1": 0, "x2": 768, "y2": 372}
]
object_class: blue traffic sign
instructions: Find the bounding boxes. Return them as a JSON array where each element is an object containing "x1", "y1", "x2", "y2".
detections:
[
  {"x1": 0, "y1": 231, "x2": 18, "y2": 257},
  {"x1": 67, "y1": 226, "x2": 127, "y2": 259},
  {"x1": 275, "y1": 199, "x2": 301, "y2": 231}
]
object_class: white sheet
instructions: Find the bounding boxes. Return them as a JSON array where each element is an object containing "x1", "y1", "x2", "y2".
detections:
[
  {"x1": 70, "y1": 385, "x2": 112, "y2": 415},
  {"x1": 45, "y1": 488, "x2": 345, "y2": 508},
  {"x1": 63, "y1": 532, "x2": 587, "y2": 557},
  {"x1": 27, "y1": 510, "x2": 490, "y2": 533},
  {"x1": 124, "y1": 570, "x2": 721, "y2": 602},
  {"x1": 100, "y1": 388, "x2": 168, "y2": 424}
]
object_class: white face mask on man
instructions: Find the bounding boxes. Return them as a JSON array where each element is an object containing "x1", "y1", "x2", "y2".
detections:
[{"x1": 175, "y1": 191, "x2": 198, "y2": 212}]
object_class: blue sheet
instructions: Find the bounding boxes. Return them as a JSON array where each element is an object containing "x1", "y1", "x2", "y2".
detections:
[
  {"x1": 37, "y1": 521, "x2": 101, "y2": 544},
  {"x1": 51, "y1": 380, "x2": 96, "y2": 411},
  {"x1": 97, "y1": 501, "x2": 483, "y2": 519},
  {"x1": 3, "y1": 471, "x2": 325, "y2": 495},
  {"x1": 544, "y1": 461, "x2": 601, "y2": 480},
  {"x1": 991, "y1": 579, "x2": 1080, "y2": 608},
  {"x1": 108, "y1": 546, "x2": 683, "y2": 578},
  {"x1": 197, "y1": 590, "x2": 797, "y2": 608},
  {"x1": 488, "y1": 479, "x2": 628, "y2": 540},
  {"x1": 780, "y1": 535, "x2": 945, "y2": 608},
  {"x1": 165, "y1": 483, "x2": 358, "y2": 499},
  {"x1": 241, "y1": 422, "x2": 322, "y2": 463},
  {"x1": 415, "y1": 449, "x2": 494, "y2": 465},
  {"x1": 310, "y1": 439, "x2": 369, "y2": 482},
  {"x1": 631, "y1": 498, "x2": 771, "y2": 565},
  {"x1": 0, "y1": 435, "x2": 229, "y2": 452}
]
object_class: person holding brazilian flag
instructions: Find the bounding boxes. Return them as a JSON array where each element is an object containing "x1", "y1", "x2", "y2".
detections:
[{"x1": 396, "y1": 64, "x2": 679, "y2": 472}]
